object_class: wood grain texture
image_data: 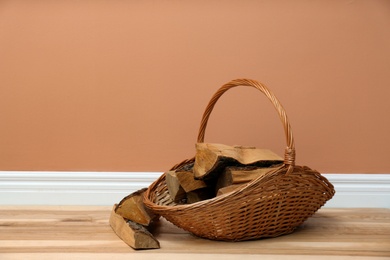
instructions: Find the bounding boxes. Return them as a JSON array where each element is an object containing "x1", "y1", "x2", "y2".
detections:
[{"x1": 0, "y1": 206, "x2": 389, "y2": 259}]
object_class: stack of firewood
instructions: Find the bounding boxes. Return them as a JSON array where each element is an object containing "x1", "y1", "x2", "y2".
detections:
[
  {"x1": 167, "y1": 143, "x2": 283, "y2": 204},
  {"x1": 109, "y1": 143, "x2": 283, "y2": 249}
]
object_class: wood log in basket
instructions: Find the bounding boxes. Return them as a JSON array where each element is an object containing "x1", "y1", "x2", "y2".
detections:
[
  {"x1": 176, "y1": 170, "x2": 207, "y2": 192},
  {"x1": 193, "y1": 143, "x2": 283, "y2": 180},
  {"x1": 166, "y1": 165, "x2": 213, "y2": 204},
  {"x1": 215, "y1": 165, "x2": 283, "y2": 193},
  {"x1": 165, "y1": 171, "x2": 186, "y2": 203}
]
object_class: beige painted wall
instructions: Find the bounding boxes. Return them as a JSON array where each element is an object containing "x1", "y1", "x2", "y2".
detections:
[{"x1": 1, "y1": 1, "x2": 389, "y2": 173}]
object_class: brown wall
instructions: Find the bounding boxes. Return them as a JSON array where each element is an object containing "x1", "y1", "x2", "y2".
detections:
[{"x1": 1, "y1": 1, "x2": 389, "y2": 173}]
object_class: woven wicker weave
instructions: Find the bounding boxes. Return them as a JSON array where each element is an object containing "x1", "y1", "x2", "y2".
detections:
[{"x1": 143, "y1": 79, "x2": 335, "y2": 241}]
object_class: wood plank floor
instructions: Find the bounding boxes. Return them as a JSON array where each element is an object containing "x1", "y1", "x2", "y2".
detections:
[{"x1": 0, "y1": 206, "x2": 389, "y2": 259}]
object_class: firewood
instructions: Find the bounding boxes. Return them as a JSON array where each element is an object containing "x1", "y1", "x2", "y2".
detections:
[
  {"x1": 115, "y1": 188, "x2": 157, "y2": 226},
  {"x1": 165, "y1": 171, "x2": 186, "y2": 203},
  {"x1": 215, "y1": 165, "x2": 282, "y2": 192},
  {"x1": 176, "y1": 170, "x2": 207, "y2": 193},
  {"x1": 109, "y1": 205, "x2": 160, "y2": 250},
  {"x1": 193, "y1": 143, "x2": 283, "y2": 180}
]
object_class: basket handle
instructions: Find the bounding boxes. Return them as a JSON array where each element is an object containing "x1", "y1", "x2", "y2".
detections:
[{"x1": 197, "y1": 78, "x2": 296, "y2": 168}]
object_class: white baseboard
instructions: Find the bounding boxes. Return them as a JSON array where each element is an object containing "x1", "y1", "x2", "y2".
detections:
[{"x1": 0, "y1": 171, "x2": 389, "y2": 208}]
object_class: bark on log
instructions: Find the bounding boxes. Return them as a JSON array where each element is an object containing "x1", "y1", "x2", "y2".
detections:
[{"x1": 109, "y1": 205, "x2": 160, "y2": 250}]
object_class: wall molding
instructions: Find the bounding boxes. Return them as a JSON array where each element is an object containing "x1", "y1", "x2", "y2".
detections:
[{"x1": 0, "y1": 171, "x2": 389, "y2": 208}]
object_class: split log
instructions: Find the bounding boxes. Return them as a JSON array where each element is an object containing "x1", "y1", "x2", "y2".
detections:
[
  {"x1": 167, "y1": 170, "x2": 212, "y2": 204},
  {"x1": 194, "y1": 143, "x2": 283, "y2": 180},
  {"x1": 115, "y1": 188, "x2": 158, "y2": 226},
  {"x1": 165, "y1": 171, "x2": 186, "y2": 203},
  {"x1": 215, "y1": 165, "x2": 282, "y2": 192},
  {"x1": 176, "y1": 170, "x2": 207, "y2": 192},
  {"x1": 109, "y1": 205, "x2": 160, "y2": 250}
]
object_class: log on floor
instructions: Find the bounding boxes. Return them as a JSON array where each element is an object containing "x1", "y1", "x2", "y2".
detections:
[{"x1": 109, "y1": 206, "x2": 160, "y2": 250}]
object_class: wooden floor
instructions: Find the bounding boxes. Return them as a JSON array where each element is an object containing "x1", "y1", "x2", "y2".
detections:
[{"x1": 0, "y1": 206, "x2": 389, "y2": 260}]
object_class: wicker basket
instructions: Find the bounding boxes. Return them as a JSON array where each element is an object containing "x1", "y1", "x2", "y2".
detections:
[{"x1": 143, "y1": 79, "x2": 335, "y2": 241}]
